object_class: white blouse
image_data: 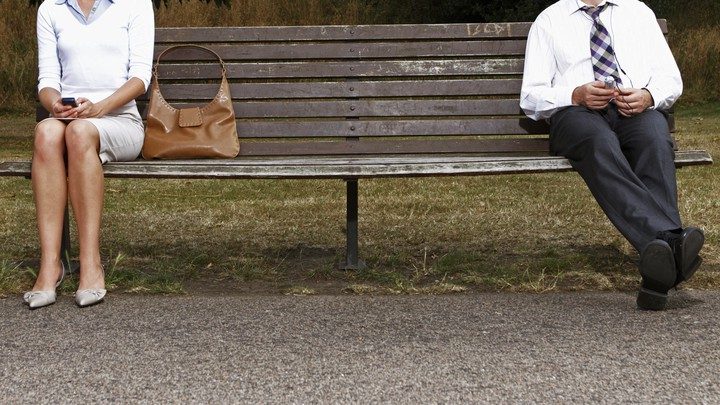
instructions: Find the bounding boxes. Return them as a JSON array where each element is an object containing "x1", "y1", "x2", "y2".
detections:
[{"x1": 37, "y1": 0, "x2": 154, "y2": 110}]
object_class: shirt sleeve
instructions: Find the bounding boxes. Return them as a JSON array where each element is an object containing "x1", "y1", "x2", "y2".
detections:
[
  {"x1": 37, "y1": 3, "x2": 61, "y2": 94},
  {"x1": 638, "y1": 5, "x2": 682, "y2": 110},
  {"x1": 519, "y1": 14, "x2": 575, "y2": 121},
  {"x1": 127, "y1": 0, "x2": 154, "y2": 91}
]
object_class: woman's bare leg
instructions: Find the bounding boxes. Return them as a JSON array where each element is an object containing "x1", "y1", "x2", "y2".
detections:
[
  {"x1": 65, "y1": 120, "x2": 105, "y2": 290},
  {"x1": 31, "y1": 119, "x2": 68, "y2": 291}
]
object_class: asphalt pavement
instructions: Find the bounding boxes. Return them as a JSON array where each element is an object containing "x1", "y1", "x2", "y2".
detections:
[{"x1": 1, "y1": 290, "x2": 719, "y2": 403}]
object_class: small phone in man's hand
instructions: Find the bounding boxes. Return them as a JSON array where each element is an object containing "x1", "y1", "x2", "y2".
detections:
[
  {"x1": 603, "y1": 76, "x2": 617, "y2": 89},
  {"x1": 61, "y1": 97, "x2": 77, "y2": 108}
]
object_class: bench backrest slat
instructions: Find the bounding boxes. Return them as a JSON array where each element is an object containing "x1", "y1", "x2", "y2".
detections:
[
  {"x1": 138, "y1": 99, "x2": 525, "y2": 118},
  {"x1": 154, "y1": 40, "x2": 528, "y2": 60},
  {"x1": 157, "y1": 59, "x2": 525, "y2": 79},
  {"x1": 237, "y1": 138, "x2": 550, "y2": 156},
  {"x1": 153, "y1": 22, "x2": 667, "y2": 43},
  {"x1": 151, "y1": 79, "x2": 523, "y2": 99},
  {"x1": 235, "y1": 118, "x2": 548, "y2": 138}
]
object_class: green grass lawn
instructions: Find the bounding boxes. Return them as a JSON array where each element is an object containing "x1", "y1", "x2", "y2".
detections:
[{"x1": 1, "y1": 103, "x2": 718, "y2": 297}]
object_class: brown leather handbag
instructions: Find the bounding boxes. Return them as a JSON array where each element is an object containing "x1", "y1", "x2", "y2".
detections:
[{"x1": 142, "y1": 45, "x2": 239, "y2": 159}]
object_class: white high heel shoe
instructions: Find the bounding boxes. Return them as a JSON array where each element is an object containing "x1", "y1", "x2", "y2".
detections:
[
  {"x1": 75, "y1": 288, "x2": 106, "y2": 307},
  {"x1": 23, "y1": 261, "x2": 66, "y2": 309},
  {"x1": 75, "y1": 265, "x2": 106, "y2": 307}
]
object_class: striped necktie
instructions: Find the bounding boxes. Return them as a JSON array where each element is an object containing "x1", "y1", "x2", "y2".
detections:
[{"x1": 582, "y1": 4, "x2": 622, "y2": 84}]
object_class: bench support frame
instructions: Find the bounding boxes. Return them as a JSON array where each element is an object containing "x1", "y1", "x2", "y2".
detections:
[
  {"x1": 61, "y1": 183, "x2": 368, "y2": 272},
  {"x1": 61, "y1": 205, "x2": 73, "y2": 273},
  {"x1": 339, "y1": 179, "x2": 366, "y2": 270}
]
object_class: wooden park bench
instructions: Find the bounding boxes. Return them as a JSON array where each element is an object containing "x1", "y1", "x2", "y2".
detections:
[{"x1": 0, "y1": 21, "x2": 713, "y2": 271}]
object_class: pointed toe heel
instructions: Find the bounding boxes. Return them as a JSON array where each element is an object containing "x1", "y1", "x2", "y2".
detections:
[
  {"x1": 23, "y1": 291, "x2": 58, "y2": 309},
  {"x1": 23, "y1": 261, "x2": 66, "y2": 310},
  {"x1": 75, "y1": 289, "x2": 107, "y2": 307}
]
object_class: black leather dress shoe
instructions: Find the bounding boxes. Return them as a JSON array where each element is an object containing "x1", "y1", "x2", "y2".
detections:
[
  {"x1": 657, "y1": 227, "x2": 705, "y2": 286},
  {"x1": 637, "y1": 240, "x2": 676, "y2": 311},
  {"x1": 676, "y1": 227, "x2": 704, "y2": 284}
]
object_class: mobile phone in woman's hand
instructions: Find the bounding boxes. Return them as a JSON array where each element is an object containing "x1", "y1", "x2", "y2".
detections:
[{"x1": 61, "y1": 97, "x2": 77, "y2": 108}]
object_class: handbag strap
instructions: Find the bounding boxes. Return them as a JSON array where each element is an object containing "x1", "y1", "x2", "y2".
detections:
[{"x1": 152, "y1": 45, "x2": 227, "y2": 80}]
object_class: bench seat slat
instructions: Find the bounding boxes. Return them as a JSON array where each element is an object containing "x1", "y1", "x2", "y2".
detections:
[
  {"x1": 0, "y1": 150, "x2": 709, "y2": 180},
  {"x1": 157, "y1": 59, "x2": 524, "y2": 79}
]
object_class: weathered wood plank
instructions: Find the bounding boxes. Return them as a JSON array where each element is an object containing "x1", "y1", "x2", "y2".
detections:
[
  {"x1": 142, "y1": 79, "x2": 524, "y2": 100},
  {"x1": 234, "y1": 139, "x2": 550, "y2": 156},
  {"x1": 0, "y1": 149, "x2": 707, "y2": 180},
  {"x1": 103, "y1": 157, "x2": 577, "y2": 179},
  {"x1": 157, "y1": 59, "x2": 524, "y2": 79},
  {"x1": 154, "y1": 23, "x2": 535, "y2": 43},
  {"x1": 235, "y1": 118, "x2": 548, "y2": 137},
  {"x1": 136, "y1": 99, "x2": 525, "y2": 118},
  {"x1": 118, "y1": 155, "x2": 564, "y2": 166},
  {"x1": 154, "y1": 40, "x2": 527, "y2": 61},
  {"x1": 153, "y1": 22, "x2": 666, "y2": 43}
]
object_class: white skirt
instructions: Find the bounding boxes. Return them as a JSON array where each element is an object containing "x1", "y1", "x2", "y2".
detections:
[
  {"x1": 40, "y1": 103, "x2": 145, "y2": 164},
  {"x1": 83, "y1": 104, "x2": 144, "y2": 164}
]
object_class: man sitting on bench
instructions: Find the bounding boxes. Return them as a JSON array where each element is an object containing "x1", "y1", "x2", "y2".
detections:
[{"x1": 519, "y1": 0, "x2": 704, "y2": 310}]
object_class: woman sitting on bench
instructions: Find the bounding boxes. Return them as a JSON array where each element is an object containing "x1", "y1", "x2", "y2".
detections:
[{"x1": 23, "y1": 0, "x2": 154, "y2": 309}]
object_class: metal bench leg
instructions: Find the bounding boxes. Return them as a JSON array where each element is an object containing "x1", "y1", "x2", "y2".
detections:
[
  {"x1": 61, "y1": 204, "x2": 73, "y2": 273},
  {"x1": 339, "y1": 179, "x2": 366, "y2": 270}
]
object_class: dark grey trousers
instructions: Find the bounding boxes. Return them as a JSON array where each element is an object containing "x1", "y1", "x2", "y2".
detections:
[{"x1": 549, "y1": 105, "x2": 682, "y2": 252}]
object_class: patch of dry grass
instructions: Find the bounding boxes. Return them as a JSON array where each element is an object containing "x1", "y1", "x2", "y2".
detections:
[
  {"x1": 0, "y1": 0, "x2": 38, "y2": 113},
  {"x1": 672, "y1": 27, "x2": 720, "y2": 104},
  {"x1": 0, "y1": 103, "x2": 717, "y2": 295},
  {"x1": 155, "y1": 0, "x2": 376, "y2": 27}
]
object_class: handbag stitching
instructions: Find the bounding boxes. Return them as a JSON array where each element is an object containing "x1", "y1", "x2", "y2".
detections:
[{"x1": 151, "y1": 78, "x2": 231, "y2": 114}]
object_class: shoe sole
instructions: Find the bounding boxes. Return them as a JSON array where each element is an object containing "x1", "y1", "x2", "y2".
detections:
[{"x1": 637, "y1": 240, "x2": 675, "y2": 311}]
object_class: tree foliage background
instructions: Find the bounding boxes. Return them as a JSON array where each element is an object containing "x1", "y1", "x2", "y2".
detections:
[
  {"x1": 23, "y1": 0, "x2": 720, "y2": 26},
  {"x1": 6, "y1": 0, "x2": 719, "y2": 112}
]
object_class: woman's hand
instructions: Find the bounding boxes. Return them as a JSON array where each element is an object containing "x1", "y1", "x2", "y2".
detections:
[
  {"x1": 75, "y1": 98, "x2": 107, "y2": 118},
  {"x1": 51, "y1": 99, "x2": 77, "y2": 118}
]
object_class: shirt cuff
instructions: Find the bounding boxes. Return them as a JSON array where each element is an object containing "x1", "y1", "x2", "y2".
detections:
[
  {"x1": 555, "y1": 86, "x2": 575, "y2": 109},
  {"x1": 129, "y1": 74, "x2": 151, "y2": 92},
  {"x1": 642, "y1": 86, "x2": 663, "y2": 110}
]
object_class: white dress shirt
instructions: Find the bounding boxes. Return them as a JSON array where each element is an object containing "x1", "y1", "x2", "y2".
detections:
[
  {"x1": 37, "y1": 0, "x2": 154, "y2": 113},
  {"x1": 520, "y1": 0, "x2": 683, "y2": 121}
]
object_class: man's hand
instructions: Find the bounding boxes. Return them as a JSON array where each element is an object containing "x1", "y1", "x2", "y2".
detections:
[
  {"x1": 572, "y1": 81, "x2": 617, "y2": 110},
  {"x1": 615, "y1": 88, "x2": 654, "y2": 117}
]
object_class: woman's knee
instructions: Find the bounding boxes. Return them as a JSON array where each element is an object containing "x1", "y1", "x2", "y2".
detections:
[
  {"x1": 33, "y1": 120, "x2": 66, "y2": 159},
  {"x1": 65, "y1": 121, "x2": 100, "y2": 156}
]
